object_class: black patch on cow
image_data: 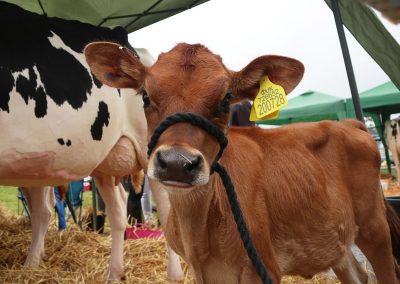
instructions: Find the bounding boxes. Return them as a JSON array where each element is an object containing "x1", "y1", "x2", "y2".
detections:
[
  {"x1": 0, "y1": 67, "x2": 14, "y2": 112},
  {"x1": 91, "y1": 72, "x2": 103, "y2": 89},
  {"x1": 36, "y1": 47, "x2": 92, "y2": 108},
  {"x1": 34, "y1": 86, "x2": 48, "y2": 117},
  {"x1": 57, "y1": 138, "x2": 72, "y2": 146},
  {"x1": 16, "y1": 69, "x2": 35, "y2": 105},
  {"x1": 0, "y1": 2, "x2": 130, "y2": 116},
  {"x1": 15, "y1": 66, "x2": 48, "y2": 118},
  {"x1": 117, "y1": 89, "x2": 121, "y2": 96},
  {"x1": 91, "y1": 101, "x2": 110, "y2": 141}
]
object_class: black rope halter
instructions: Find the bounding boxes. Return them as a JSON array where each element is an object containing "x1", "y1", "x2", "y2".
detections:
[{"x1": 147, "y1": 112, "x2": 274, "y2": 284}]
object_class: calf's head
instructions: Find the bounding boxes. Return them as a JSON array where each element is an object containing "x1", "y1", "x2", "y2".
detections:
[{"x1": 84, "y1": 43, "x2": 304, "y2": 192}]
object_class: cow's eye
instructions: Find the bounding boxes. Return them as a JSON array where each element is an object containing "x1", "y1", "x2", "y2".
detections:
[
  {"x1": 220, "y1": 92, "x2": 233, "y2": 113},
  {"x1": 142, "y1": 89, "x2": 150, "y2": 108}
]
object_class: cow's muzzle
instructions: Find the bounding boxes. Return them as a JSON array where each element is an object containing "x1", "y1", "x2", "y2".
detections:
[
  {"x1": 147, "y1": 112, "x2": 227, "y2": 172},
  {"x1": 152, "y1": 146, "x2": 206, "y2": 187}
]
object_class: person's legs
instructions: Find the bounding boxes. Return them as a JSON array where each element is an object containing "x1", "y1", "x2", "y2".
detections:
[{"x1": 54, "y1": 188, "x2": 67, "y2": 230}]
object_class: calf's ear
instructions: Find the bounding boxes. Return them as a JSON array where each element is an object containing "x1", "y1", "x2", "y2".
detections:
[
  {"x1": 232, "y1": 56, "x2": 304, "y2": 100},
  {"x1": 84, "y1": 42, "x2": 146, "y2": 89}
]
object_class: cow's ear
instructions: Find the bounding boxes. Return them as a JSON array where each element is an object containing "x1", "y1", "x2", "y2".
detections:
[
  {"x1": 84, "y1": 42, "x2": 145, "y2": 89},
  {"x1": 232, "y1": 56, "x2": 304, "y2": 100}
]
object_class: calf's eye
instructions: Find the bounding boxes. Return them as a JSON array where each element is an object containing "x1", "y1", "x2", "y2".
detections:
[
  {"x1": 142, "y1": 89, "x2": 150, "y2": 108},
  {"x1": 220, "y1": 92, "x2": 233, "y2": 113}
]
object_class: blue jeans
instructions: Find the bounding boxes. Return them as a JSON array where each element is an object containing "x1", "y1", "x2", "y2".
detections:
[{"x1": 54, "y1": 188, "x2": 67, "y2": 230}]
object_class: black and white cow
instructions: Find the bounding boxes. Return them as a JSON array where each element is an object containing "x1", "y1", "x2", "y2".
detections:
[{"x1": 0, "y1": 2, "x2": 183, "y2": 281}]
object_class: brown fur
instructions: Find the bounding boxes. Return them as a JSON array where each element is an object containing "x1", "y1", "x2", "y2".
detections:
[
  {"x1": 340, "y1": 118, "x2": 368, "y2": 132},
  {"x1": 84, "y1": 42, "x2": 400, "y2": 284},
  {"x1": 385, "y1": 199, "x2": 400, "y2": 264}
]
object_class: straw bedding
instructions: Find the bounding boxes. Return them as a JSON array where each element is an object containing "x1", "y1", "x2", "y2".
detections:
[{"x1": 0, "y1": 204, "x2": 376, "y2": 283}]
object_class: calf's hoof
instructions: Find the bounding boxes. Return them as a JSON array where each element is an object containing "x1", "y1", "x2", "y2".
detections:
[
  {"x1": 108, "y1": 269, "x2": 126, "y2": 283},
  {"x1": 24, "y1": 256, "x2": 40, "y2": 267},
  {"x1": 167, "y1": 264, "x2": 184, "y2": 281}
]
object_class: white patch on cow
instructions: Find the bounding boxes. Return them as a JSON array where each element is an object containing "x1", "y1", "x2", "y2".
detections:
[
  {"x1": 48, "y1": 32, "x2": 82, "y2": 61},
  {"x1": 12, "y1": 68, "x2": 29, "y2": 81},
  {"x1": 32, "y1": 65, "x2": 45, "y2": 92}
]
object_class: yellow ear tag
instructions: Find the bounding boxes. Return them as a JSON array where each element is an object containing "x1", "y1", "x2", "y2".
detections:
[{"x1": 249, "y1": 76, "x2": 288, "y2": 121}]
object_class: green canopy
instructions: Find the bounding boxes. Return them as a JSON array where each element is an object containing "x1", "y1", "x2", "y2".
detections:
[
  {"x1": 257, "y1": 91, "x2": 347, "y2": 125},
  {"x1": 346, "y1": 81, "x2": 400, "y2": 140},
  {"x1": 346, "y1": 81, "x2": 400, "y2": 116},
  {"x1": 2, "y1": 0, "x2": 208, "y2": 33}
]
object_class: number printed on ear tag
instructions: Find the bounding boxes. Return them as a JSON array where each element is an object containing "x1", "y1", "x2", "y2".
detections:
[
  {"x1": 249, "y1": 76, "x2": 288, "y2": 121},
  {"x1": 249, "y1": 108, "x2": 279, "y2": 121}
]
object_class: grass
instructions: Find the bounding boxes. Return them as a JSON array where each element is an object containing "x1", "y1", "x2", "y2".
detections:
[
  {"x1": 0, "y1": 186, "x2": 20, "y2": 214},
  {"x1": 381, "y1": 167, "x2": 398, "y2": 178},
  {"x1": 0, "y1": 186, "x2": 94, "y2": 216}
]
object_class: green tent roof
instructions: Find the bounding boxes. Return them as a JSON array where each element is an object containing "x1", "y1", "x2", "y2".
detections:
[
  {"x1": 346, "y1": 81, "x2": 400, "y2": 115},
  {"x1": 257, "y1": 91, "x2": 347, "y2": 125},
  {"x1": 360, "y1": 81, "x2": 400, "y2": 109},
  {"x1": 2, "y1": 0, "x2": 209, "y2": 33}
]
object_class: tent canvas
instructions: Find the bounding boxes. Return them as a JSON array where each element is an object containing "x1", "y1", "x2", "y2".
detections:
[
  {"x1": 346, "y1": 81, "x2": 400, "y2": 143},
  {"x1": 1, "y1": 0, "x2": 209, "y2": 33},
  {"x1": 347, "y1": 81, "x2": 400, "y2": 116},
  {"x1": 257, "y1": 91, "x2": 347, "y2": 125}
]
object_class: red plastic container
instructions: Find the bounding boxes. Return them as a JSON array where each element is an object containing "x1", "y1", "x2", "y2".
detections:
[{"x1": 125, "y1": 224, "x2": 164, "y2": 240}]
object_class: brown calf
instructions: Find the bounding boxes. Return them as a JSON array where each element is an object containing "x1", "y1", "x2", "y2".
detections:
[{"x1": 85, "y1": 42, "x2": 400, "y2": 284}]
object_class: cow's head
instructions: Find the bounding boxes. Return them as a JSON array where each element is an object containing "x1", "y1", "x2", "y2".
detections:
[{"x1": 84, "y1": 42, "x2": 304, "y2": 193}]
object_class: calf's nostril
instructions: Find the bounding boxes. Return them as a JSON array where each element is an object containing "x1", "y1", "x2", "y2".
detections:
[
  {"x1": 185, "y1": 155, "x2": 201, "y2": 171},
  {"x1": 156, "y1": 151, "x2": 167, "y2": 169}
]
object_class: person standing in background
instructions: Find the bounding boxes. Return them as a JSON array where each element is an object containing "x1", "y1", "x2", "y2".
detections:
[
  {"x1": 229, "y1": 99, "x2": 255, "y2": 127},
  {"x1": 54, "y1": 186, "x2": 67, "y2": 231}
]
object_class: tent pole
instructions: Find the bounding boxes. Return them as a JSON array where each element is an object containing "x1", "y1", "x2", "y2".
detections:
[{"x1": 331, "y1": 0, "x2": 364, "y2": 123}]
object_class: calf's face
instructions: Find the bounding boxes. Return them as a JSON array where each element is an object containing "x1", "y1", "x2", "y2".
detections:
[{"x1": 84, "y1": 42, "x2": 304, "y2": 193}]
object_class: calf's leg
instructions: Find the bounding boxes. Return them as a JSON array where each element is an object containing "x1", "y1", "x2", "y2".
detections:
[
  {"x1": 331, "y1": 248, "x2": 368, "y2": 284},
  {"x1": 356, "y1": 209, "x2": 400, "y2": 284},
  {"x1": 150, "y1": 179, "x2": 184, "y2": 281}
]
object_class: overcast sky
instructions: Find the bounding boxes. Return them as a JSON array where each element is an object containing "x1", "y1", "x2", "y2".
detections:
[{"x1": 128, "y1": 0, "x2": 400, "y2": 99}]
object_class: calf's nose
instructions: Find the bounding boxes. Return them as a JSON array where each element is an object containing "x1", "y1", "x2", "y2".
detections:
[{"x1": 155, "y1": 148, "x2": 202, "y2": 185}]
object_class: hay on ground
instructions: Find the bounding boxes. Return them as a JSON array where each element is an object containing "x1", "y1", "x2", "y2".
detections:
[{"x1": 0, "y1": 203, "x2": 376, "y2": 283}]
